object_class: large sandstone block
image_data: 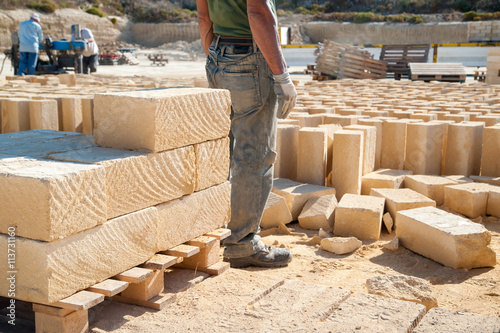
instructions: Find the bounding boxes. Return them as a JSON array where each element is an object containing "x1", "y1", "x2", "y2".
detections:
[
  {"x1": 370, "y1": 188, "x2": 436, "y2": 223},
  {"x1": 0, "y1": 155, "x2": 106, "y2": 242},
  {"x1": 275, "y1": 124, "x2": 299, "y2": 180},
  {"x1": 298, "y1": 194, "x2": 337, "y2": 230},
  {"x1": 194, "y1": 138, "x2": 230, "y2": 192},
  {"x1": 81, "y1": 97, "x2": 94, "y2": 135},
  {"x1": 381, "y1": 120, "x2": 407, "y2": 170},
  {"x1": 334, "y1": 194, "x2": 385, "y2": 240},
  {"x1": 156, "y1": 182, "x2": 231, "y2": 251},
  {"x1": 404, "y1": 122, "x2": 444, "y2": 175},
  {"x1": 357, "y1": 119, "x2": 383, "y2": 170},
  {"x1": 331, "y1": 130, "x2": 364, "y2": 200},
  {"x1": 61, "y1": 97, "x2": 83, "y2": 133},
  {"x1": 94, "y1": 88, "x2": 231, "y2": 152},
  {"x1": 29, "y1": 100, "x2": 58, "y2": 131},
  {"x1": 261, "y1": 192, "x2": 293, "y2": 229},
  {"x1": 361, "y1": 169, "x2": 412, "y2": 195},
  {"x1": 444, "y1": 183, "x2": 490, "y2": 218},
  {"x1": 0, "y1": 207, "x2": 158, "y2": 304},
  {"x1": 49, "y1": 145, "x2": 197, "y2": 219},
  {"x1": 272, "y1": 178, "x2": 336, "y2": 220},
  {"x1": 1, "y1": 98, "x2": 30, "y2": 133},
  {"x1": 344, "y1": 125, "x2": 376, "y2": 175},
  {"x1": 404, "y1": 175, "x2": 457, "y2": 206},
  {"x1": 396, "y1": 206, "x2": 496, "y2": 269},
  {"x1": 480, "y1": 126, "x2": 500, "y2": 177},
  {"x1": 444, "y1": 122, "x2": 484, "y2": 177},
  {"x1": 297, "y1": 127, "x2": 327, "y2": 186},
  {"x1": 487, "y1": 186, "x2": 500, "y2": 218}
]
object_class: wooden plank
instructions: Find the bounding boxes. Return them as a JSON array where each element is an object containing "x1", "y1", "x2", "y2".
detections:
[
  {"x1": 141, "y1": 253, "x2": 180, "y2": 270},
  {"x1": 114, "y1": 267, "x2": 154, "y2": 284},
  {"x1": 112, "y1": 292, "x2": 176, "y2": 310},
  {"x1": 186, "y1": 236, "x2": 217, "y2": 248},
  {"x1": 164, "y1": 244, "x2": 200, "y2": 258},
  {"x1": 205, "y1": 228, "x2": 231, "y2": 240},
  {"x1": 198, "y1": 262, "x2": 230, "y2": 276},
  {"x1": 51, "y1": 290, "x2": 104, "y2": 311},
  {"x1": 33, "y1": 304, "x2": 74, "y2": 317},
  {"x1": 86, "y1": 279, "x2": 129, "y2": 297}
]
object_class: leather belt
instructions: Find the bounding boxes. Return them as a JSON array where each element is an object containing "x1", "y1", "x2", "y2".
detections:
[{"x1": 215, "y1": 34, "x2": 253, "y2": 46}]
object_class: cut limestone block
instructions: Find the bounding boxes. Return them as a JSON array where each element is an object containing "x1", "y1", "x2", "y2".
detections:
[
  {"x1": 275, "y1": 124, "x2": 299, "y2": 180},
  {"x1": 318, "y1": 124, "x2": 343, "y2": 182},
  {"x1": 0, "y1": 155, "x2": 106, "y2": 242},
  {"x1": 81, "y1": 97, "x2": 93, "y2": 135},
  {"x1": 381, "y1": 120, "x2": 407, "y2": 170},
  {"x1": 298, "y1": 194, "x2": 337, "y2": 230},
  {"x1": 1, "y1": 98, "x2": 30, "y2": 133},
  {"x1": 331, "y1": 130, "x2": 364, "y2": 201},
  {"x1": 429, "y1": 120, "x2": 455, "y2": 175},
  {"x1": 480, "y1": 126, "x2": 500, "y2": 177},
  {"x1": 272, "y1": 178, "x2": 336, "y2": 220},
  {"x1": 404, "y1": 175, "x2": 457, "y2": 206},
  {"x1": 297, "y1": 127, "x2": 327, "y2": 186},
  {"x1": 357, "y1": 119, "x2": 383, "y2": 170},
  {"x1": 334, "y1": 194, "x2": 385, "y2": 240},
  {"x1": 288, "y1": 114, "x2": 323, "y2": 128},
  {"x1": 444, "y1": 183, "x2": 491, "y2": 218},
  {"x1": 396, "y1": 206, "x2": 496, "y2": 269},
  {"x1": 320, "y1": 236, "x2": 362, "y2": 254},
  {"x1": 366, "y1": 275, "x2": 437, "y2": 310},
  {"x1": 370, "y1": 188, "x2": 436, "y2": 224},
  {"x1": 414, "y1": 307, "x2": 500, "y2": 333},
  {"x1": 361, "y1": 169, "x2": 413, "y2": 195},
  {"x1": 49, "y1": 145, "x2": 196, "y2": 219},
  {"x1": 404, "y1": 122, "x2": 444, "y2": 175},
  {"x1": 61, "y1": 97, "x2": 83, "y2": 133},
  {"x1": 487, "y1": 186, "x2": 500, "y2": 218},
  {"x1": 471, "y1": 175, "x2": 500, "y2": 186},
  {"x1": 94, "y1": 88, "x2": 231, "y2": 152},
  {"x1": 194, "y1": 138, "x2": 230, "y2": 192},
  {"x1": 323, "y1": 292, "x2": 426, "y2": 332},
  {"x1": 156, "y1": 182, "x2": 231, "y2": 251},
  {"x1": 261, "y1": 192, "x2": 292, "y2": 229},
  {"x1": 344, "y1": 125, "x2": 376, "y2": 175},
  {"x1": 0, "y1": 207, "x2": 158, "y2": 304},
  {"x1": 444, "y1": 122, "x2": 484, "y2": 177},
  {"x1": 29, "y1": 100, "x2": 58, "y2": 131}
]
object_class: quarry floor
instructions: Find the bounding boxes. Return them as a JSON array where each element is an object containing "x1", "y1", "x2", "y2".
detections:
[{"x1": 0, "y1": 53, "x2": 499, "y2": 332}]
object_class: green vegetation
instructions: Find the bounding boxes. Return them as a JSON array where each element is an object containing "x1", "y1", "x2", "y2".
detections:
[
  {"x1": 27, "y1": 0, "x2": 56, "y2": 13},
  {"x1": 85, "y1": 7, "x2": 105, "y2": 17},
  {"x1": 110, "y1": 17, "x2": 117, "y2": 24},
  {"x1": 133, "y1": 8, "x2": 198, "y2": 23},
  {"x1": 463, "y1": 11, "x2": 500, "y2": 21}
]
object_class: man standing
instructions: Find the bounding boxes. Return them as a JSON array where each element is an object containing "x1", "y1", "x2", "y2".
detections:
[
  {"x1": 197, "y1": 0, "x2": 297, "y2": 268},
  {"x1": 80, "y1": 28, "x2": 99, "y2": 74},
  {"x1": 17, "y1": 13, "x2": 43, "y2": 75}
]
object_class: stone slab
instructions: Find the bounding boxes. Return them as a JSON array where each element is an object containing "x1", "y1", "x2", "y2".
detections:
[
  {"x1": 0, "y1": 207, "x2": 158, "y2": 304},
  {"x1": 156, "y1": 182, "x2": 231, "y2": 251},
  {"x1": 403, "y1": 175, "x2": 457, "y2": 206},
  {"x1": 361, "y1": 168, "x2": 413, "y2": 195},
  {"x1": 94, "y1": 88, "x2": 231, "y2": 153},
  {"x1": 414, "y1": 307, "x2": 500, "y2": 333},
  {"x1": 272, "y1": 178, "x2": 336, "y2": 220},
  {"x1": 0, "y1": 155, "x2": 106, "y2": 241},
  {"x1": 396, "y1": 206, "x2": 496, "y2": 269}
]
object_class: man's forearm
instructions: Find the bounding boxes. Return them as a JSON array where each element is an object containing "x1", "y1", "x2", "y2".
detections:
[
  {"x1": 197, "y1": 0, "x2": 214, "y2": 55},
  {"x1": 247, "y1": 0, "x2": 287, "y2": 75}
]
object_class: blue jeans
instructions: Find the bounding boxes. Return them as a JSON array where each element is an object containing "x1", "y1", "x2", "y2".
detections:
[
  {"x1": 83, "y1": 54, "x2": 98, "y2": 74},
  {"x1": 205, "y1": 41, "x2": 278, "y2": 258},
  {"x1": 17, "y1": 52, "x2": 38, "y2": 75}
]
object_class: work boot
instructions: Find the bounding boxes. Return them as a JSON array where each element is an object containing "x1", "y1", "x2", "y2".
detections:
[{"x1": 225, "y1": 246, "x2": 292, "y2": 268}]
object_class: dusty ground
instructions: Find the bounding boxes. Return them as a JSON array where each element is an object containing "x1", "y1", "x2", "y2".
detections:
[{"x1": 0, "y1": 51, "x2": 499, "y2": 332}]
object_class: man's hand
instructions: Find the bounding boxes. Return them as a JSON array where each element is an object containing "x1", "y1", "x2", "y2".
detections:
[{"x1": 273, "y1": 72, "x2": 297, "y2": 119}]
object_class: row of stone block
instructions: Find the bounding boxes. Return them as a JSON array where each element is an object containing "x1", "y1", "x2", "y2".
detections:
[
  {"x1": 0, "y1": 181, "x2": 230, "y2": 304},
  {"x1": 0, "y1": 130, "x2": 229, "y2": 242}
]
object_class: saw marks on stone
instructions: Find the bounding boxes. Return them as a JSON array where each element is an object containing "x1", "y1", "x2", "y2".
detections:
[
  {"x1": 50, "y1": 145, "x2": 196, "y2": 219},
  {"x1": 414, "y1": 307, "x2": 500, "y2": 333},
  {"x1": 0, "y1": 155, "x2": 106, "y2": 241},
  {"x1": 156, "y1": 182, "x2": 230, "y2": 251},
  {"x1": 93, "y1": 88, "x2": 231, "y2": 153},
  {"x1": 0, "y1": 207, "x2": 158, "y2": 304},
  {"x1": 194, "y1": 137, "x2": 230, "y2": 192}
]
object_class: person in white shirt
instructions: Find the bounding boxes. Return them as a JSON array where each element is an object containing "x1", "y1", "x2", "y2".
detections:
[
  {"x1": 80, "y1": 28, "x2": 99, "y2": 74},
  {"x1": 17, "y1": 13, "x2": 43, "y2": 75}
]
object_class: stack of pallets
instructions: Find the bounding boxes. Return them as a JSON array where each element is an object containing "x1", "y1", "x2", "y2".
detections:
[
  {"x1": 314, "y1": 41, "x2": 387, "y2": 80},
  {"x1": 409, "y1": 63, "x2": 467, "y2": 83},
  {"x1": 379, "y1": 44, "x2": 430, "y2": 79}
]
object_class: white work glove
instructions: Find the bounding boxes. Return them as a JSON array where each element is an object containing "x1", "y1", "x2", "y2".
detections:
[{"x1": 273, "y1": 71, "x2": 297, "y2": 119}]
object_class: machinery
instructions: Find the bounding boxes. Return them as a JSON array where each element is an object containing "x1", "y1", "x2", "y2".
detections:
[{"x1": 4, "y1": 24, "x2": 86, "y2": 75}]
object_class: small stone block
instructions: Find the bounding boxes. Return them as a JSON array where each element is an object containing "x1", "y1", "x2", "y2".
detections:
[
  {"x1": 320, "y1": 237, "x2": 362, "y2": 254},
  {"x1": 404, "y1": 175, "x2": 458, "y2": 206},
  {"x1": 444, "y1": 183, "x2": 490, "y2": 218},
  {"x1": 298, "y1": 194, "x2": 337, "y2": 230},
  {"x1": 334, "y1": 194, "x2": 385, "y2": 240},
  {"x1": 361, "y1": 169, "x2": 413, "y2": 195},
  {"x1": 261, "y1": 192, "x2": 293, "y2": 229}
]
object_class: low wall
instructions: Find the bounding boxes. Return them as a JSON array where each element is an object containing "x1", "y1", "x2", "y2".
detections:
[
  {"x1": 302, "y1": 22, "x2": 470, "y2": 44},
  {"x1": 469, "y1": 21, "x2": 500, "y2": 42},
  {"x1": 131, "y1": 23, "x2": 200, "y2": 47}
]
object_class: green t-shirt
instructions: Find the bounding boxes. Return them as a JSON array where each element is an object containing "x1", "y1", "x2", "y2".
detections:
[{"x1": 208, "y1": 0, "x2": 276, "y2": 37}]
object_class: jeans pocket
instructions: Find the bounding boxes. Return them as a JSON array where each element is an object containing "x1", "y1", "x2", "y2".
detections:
[{"x1": 221, "y1": 64, "x2": 261, "y2": 115}]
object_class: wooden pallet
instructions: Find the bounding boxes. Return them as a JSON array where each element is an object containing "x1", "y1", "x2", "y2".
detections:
[
  {"x1": 339, "y1": 51, "x2": 388, "y2": 80},
  {"x1": 474, "y1": 70, "x2": 486, "y2": 82},
  {"x1": 409, "y1": 63, "x2": 467, "y2": 83},
  {"x1": 379, "y1": 44, "x2": 430, "y2": 79},
  {"x1": 148, "y1": 53, "x2": 169, "y2": 66},
  {"x1": 5, "y1": 228, "x2": 231, "y2": 333}
]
